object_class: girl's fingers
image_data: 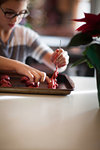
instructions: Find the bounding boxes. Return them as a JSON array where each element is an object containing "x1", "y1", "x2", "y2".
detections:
[
  {"x1": 24, "y1": 71, "x2": 34, "y2": 82},
  {"x1": 16, "y1": 62, "x2": 47, "y2": 83},
  {"x1": 56, "y1": 60, "x2": 66, "y2": 68},
  {"x1": 46, "y1": 75, "x2": 51, "y2": 84},
  {"x1": 51, "y1": 49, "x2": 69, "y2": 67},
  {"x1": 33, "y1": 72, "x2": 40, "y2": 83},
  {"x1": 39, "y1": 72, "x2": 46, "y2": 82},
  {"x1": 51, "y1": 49, "x2": 61, "y2": 62},
  {"x1": 31, "y1": 69, "x2": 46, "y2": 83},
  {"x1": 55, "y1": 51, "x2": 69, "y2": 67}
]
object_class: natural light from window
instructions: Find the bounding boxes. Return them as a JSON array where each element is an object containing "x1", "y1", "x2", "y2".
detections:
[{"x1": 75, "y1": 0, "x2": 91, "y2": 29}]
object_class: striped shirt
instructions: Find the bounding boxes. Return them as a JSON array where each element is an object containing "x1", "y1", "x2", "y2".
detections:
[{"x1": 0, "y1": 24, "x2": 53, "y2": 63}]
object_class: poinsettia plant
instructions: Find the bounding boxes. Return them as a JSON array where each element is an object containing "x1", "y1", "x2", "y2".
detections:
[{"x1": 67, "y1": 13, "x2": 100, "y2": 106}]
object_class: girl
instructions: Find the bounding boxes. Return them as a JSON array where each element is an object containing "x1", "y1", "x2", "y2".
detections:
[{"x1": 0, "y1": 0, "x2": 69, "y2": 83}]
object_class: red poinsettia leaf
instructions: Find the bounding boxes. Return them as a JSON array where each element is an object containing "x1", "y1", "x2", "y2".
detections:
[
  {"x1": 84, "y1": 13, "x2": 99, "y2": 23},
  {"x1": 73, "y1": 13, "x2": 100, "y2": 24},
  {"x1": 76, "y1": 24, "x2": 87, "y2": 32},
  {"x1": 73, "y1": 13, "x2": 100, "y2": 36},
  {"x1": 98, "y1": 14, "x2": 100, "y2": 20},
  {"x1": 76, "y1": 24, "x2": 94, "y2": 32},
  {"x1": 72, "y1": 18, "x2": 86, "y2": 22}
]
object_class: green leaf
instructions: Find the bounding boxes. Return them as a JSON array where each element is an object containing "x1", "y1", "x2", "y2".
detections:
[
  {"x1": 84, "y1": 44, "x2": 100, "y2": 73},
  {"x1": 86, "y1": 60, "x2": 94, "y2": 68},
  {"x1": 67, "y1": 32, "x2": 93, "y2": 48},
  {"x1": 96, "y1": 70, "x2": 100, "y2": 107},
  {"x1": 71, "y1": 56, "x2": 87, "y2": 67}
]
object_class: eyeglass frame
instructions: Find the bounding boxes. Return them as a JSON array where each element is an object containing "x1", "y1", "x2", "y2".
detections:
[{"x1": 0, "y1": 6, "x2": 30, "y2": 19}]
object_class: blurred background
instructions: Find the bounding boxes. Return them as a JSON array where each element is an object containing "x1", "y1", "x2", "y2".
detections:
[{"x1": 22, "y1": 0, "x2": 100, "y2": 76}]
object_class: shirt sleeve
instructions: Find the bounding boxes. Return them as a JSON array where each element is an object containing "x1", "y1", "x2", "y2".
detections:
[{"x1": 25, "y1": 27, "x2": 53, "y2": 63}]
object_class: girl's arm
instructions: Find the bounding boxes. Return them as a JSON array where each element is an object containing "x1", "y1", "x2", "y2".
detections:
[{"x1": 0, "y1": 56, "x2": 50, "y2": 83}]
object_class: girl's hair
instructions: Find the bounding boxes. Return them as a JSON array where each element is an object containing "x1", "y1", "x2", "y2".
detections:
[{"x1": 0, "y1": 0, "x2": 29, "y2": 6}]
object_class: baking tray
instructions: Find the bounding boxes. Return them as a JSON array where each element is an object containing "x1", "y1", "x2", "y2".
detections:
[{"x1": 0, "y1": 72, "x2": 74, "y2": 95}]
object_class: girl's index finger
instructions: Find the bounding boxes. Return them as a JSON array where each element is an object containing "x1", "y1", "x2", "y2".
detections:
[
  {"x1": 53, "y1": 49, "x2": 59, "y2": 63},
  {"x1": 46, "y1": 75, "x2": 51, "y2": 84}
]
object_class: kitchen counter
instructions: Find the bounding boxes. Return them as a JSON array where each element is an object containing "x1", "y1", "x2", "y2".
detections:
[{"x1": 0, "y1": 76, "x2": 99, "y2": 150}]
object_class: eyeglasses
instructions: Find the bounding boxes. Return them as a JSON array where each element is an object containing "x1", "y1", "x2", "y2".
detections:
[{"x1": 0, "y1": 6, "x2": 30, "y2": 19}]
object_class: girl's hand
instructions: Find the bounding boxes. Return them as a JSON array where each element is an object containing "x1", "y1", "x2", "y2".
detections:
[
  {"x1": 0, "y1": 56, "x2": 51, "y2": 83},
  {"x1": 51, "y1": 49, "x2": 69, "y2": 68},
  {"x1": 15, "y1": 62, "x2": 49, "y2": 83}
]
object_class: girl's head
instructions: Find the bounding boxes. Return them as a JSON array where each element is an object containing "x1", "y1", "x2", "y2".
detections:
[{"x1": 0, "y1": 0, "x2": 30, "y2": 31}]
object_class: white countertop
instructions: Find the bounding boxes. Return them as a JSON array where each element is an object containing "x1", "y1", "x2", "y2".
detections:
[{"x1": 0, "y1": 76, "x2": 100, "y2": 150}]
